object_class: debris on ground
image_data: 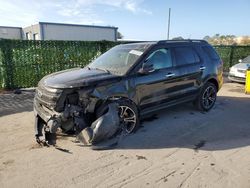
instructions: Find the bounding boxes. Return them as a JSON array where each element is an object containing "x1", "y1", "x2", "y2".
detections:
[
  {"x1": 13, "y1": 89, "x2": 22, "y2": 94},
  {"x1": 55, "y1": 146, "x2": 73, "y2": 154},
  {"x1": 156, "y1": 170, "x2": 176, "y2": 183},
  {"x1": 2, "y1": 159, "x2": 14, "y2": 165},
  {"x1": 136, "y1": 155, "x2": 147, "y2": 160}
]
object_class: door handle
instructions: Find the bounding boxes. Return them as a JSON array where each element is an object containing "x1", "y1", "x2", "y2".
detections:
[
  {"x1": 165, "y1": 73, "x2": 175, "y2": 78},
  {"x1": 200, "y1": 66, "x2": 206, "y2": 71}
]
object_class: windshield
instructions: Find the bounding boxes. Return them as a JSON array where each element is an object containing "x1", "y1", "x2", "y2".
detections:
[
  {"x1": 242, "y1": 55, "x2": 250, "y2": 63},
  {"x1": 88, "y1": 43, "x2": 151, "y2": 75}
]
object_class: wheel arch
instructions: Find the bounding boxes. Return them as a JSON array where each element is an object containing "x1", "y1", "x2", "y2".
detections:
[
  {"x1": 205, "y1": 77, "x2": 219, "y2": 92},
  {"x1": 94, "y1": 96, "x2": 138, "y2": 115},
  {"x1": 204, "y1": 77, "x2": 220, "y2": 92}
]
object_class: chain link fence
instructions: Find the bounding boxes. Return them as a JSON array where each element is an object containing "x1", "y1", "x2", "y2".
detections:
[{"x1": 0, "y1": 39, "x2": 250, "y2": 89}]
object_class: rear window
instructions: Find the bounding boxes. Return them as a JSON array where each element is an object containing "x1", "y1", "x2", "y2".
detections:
[
  {"x1": 202, "y1": 46, "x2": 220, "y2": 60},
  {"x1": 174, "y1": 47, "x2": 200, "y2": 66}
]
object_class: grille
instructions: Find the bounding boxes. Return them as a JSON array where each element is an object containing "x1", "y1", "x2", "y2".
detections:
[
  {"x1": 35, "y1": 83, "x2": 62, "y2": 110},
  {"x1": 237, "y1": 69, "x2": 246, "y2": 74}
]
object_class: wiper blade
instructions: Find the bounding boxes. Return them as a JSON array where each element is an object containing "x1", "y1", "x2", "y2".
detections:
[{"x1": 93, "y1": 67, "x2": 110, "y2": 73}]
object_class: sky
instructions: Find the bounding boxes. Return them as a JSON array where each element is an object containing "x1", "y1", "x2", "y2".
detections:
[{"x1": 0, "y1": 0, "x2": 249, "y2": 40}]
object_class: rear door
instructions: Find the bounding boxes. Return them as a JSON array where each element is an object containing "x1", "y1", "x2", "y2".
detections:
[{"x1": 171, "y1": 45, "x2": 203, "y2": 98}]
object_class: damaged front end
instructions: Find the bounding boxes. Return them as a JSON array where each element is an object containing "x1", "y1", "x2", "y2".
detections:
[{"x1": 34, "y1": 83, "x2": 121, "y2": 146}]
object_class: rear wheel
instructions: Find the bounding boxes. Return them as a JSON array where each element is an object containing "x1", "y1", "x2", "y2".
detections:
[
  {"x1": 96, "y1": 100, "x2": 139, "y2": 133},
  {"x1": 195, "y1": 82, "x2": 217, "y2": 111}
]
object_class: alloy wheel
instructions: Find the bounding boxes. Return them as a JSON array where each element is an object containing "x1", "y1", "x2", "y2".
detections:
[
  {"x1": 119, "y1": 105, "x2": 137, "y2": 133},
  {"x1": 202, "y1": 86, "x2": 216, "y2": 110}
]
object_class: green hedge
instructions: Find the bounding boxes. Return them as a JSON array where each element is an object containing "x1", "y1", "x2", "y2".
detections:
[
  {"x1": 0, "y1": 39, "x2": 250, "y2": 89},
  {"x1": 0, "y1": 40, "x2": 119, "y2": 88},
  {"x1": 214, "y1": 45, "x2": 250, "y2": 71}
]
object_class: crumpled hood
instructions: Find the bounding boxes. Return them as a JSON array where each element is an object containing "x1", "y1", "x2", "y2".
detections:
[{"x1": 40, "y1": 67, "x2": 120, "y2": 88}]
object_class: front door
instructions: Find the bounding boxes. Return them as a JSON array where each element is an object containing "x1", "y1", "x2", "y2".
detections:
[{"x1": 134, "y1": 47, "x2": 179, "y2": 111}]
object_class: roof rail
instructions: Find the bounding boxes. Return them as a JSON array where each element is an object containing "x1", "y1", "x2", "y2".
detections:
[{"x1": 157, "y1": 39, "x2": 208, "y2": 44}]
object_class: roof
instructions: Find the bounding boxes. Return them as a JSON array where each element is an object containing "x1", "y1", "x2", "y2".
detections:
[
  {"x1": 0, "y1": 26, "x2": 22, "y2": 29},
  {"x1": 39, "y1": 22, "x2": 118, "y2": 30},
  {"x1": 122, "y1": 41, "x2": 156, "y2": 46},
  {"x1": 157, "y1": 39, "x2": 208, "y2": 44},
  {"x1": 121, "y1": 39, "x2": 208, "y2": 47}
]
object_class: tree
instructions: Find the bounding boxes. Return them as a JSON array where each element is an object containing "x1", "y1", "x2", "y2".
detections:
[
  {"x1": 203, "y1": 35, "x2": 211, "y2": 41},
  {"x1": 240, "y1": 36, "x2": 250, "y2": 45},
  {"x1": 203, "y1": 34, "x2": 239, "y2": 45}
]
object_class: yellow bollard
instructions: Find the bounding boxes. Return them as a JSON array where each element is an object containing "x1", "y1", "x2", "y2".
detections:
[{"x1": 245, "y1": 67, "x2": 250, "y2": 94}]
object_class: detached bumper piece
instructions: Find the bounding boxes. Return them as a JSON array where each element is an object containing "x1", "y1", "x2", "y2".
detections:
[
  {"x1": 77, "y1": 103, "x2": 121, "y2": 147},
  {"x1": 35, "y1": 116, "x2": 53, "y2": 146},
  {"x1": 35, "y1": 116, "x2": 61, "y2": 146}
]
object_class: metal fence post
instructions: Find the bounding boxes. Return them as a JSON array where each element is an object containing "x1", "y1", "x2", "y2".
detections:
[
  {"x1": 229, "y1": 45, "x2": 235, "y2": 67},
  {"x1": 0, "y1": 41, "x2": 2, "y2": 88},
  {"x1": 1, "y1": 40, "x2": 14, "y2": 89}
]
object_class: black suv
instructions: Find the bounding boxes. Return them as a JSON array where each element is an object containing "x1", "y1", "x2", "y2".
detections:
[{"x1": 34, "y1": 40, "x2": 223, "y2": 143}]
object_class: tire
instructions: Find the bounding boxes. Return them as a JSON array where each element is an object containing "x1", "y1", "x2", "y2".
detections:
[
  {"x1": 195, "y1": 82, "x2": 217, "y2": 112},
  {"x1": 96, "y1": 99, "x2": 139, "y2": 133}
]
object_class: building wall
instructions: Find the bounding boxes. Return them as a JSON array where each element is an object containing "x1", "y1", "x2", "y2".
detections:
[
  {"x1": 0, "y1": 26, "x2": 22, "y2": 39},
  {"x1": 0, "y1": 22, "x2": 118, "y2": 41},
  {"x1": 41, "y1": 23, "x2": 117, "y2": 41},
  {"x1": 22, "y1": 24, "x2": 41, "y2": 40}
]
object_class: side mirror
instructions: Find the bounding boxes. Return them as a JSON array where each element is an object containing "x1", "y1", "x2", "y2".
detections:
[
  {"x1": 138, "y1": 62, "x2": 155, "y2": 74},
  {"x1": 239, "y1": 59, "x2": 242, "y2": 63}
]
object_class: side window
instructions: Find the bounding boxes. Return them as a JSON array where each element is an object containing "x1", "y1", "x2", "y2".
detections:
[
  {"x1": 146, "y1": 48, "x2": 172, "y2": 70},
  {"x1": 202, "y1": 46, "x2": 220, "y2": 60},
  {"x1": 174, "y1": 47, "x2": 200, "y2": 66}
]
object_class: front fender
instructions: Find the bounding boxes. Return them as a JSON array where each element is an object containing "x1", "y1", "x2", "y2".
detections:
[{"x1": 87, "y1": 79, "x2": 137, "y2": 113}]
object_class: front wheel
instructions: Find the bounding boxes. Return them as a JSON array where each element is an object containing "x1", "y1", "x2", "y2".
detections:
[
  {"x1": 96, "y1": 100, "x2": 139, "y2": 133},
  {"x1": 195, "y1": 82, "x2": 217, "y2": 111}
]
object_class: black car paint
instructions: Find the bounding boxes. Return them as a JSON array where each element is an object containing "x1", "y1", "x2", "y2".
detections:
[
  {"x1": 127, "y1": 42, "x2": 222, "y2": 114},
  {"x1": 34, "y1": 40, "x2": 223, "y2": 139},
  {"x1": 41, "y1": 68, "x2": 121, "y2": 89}
]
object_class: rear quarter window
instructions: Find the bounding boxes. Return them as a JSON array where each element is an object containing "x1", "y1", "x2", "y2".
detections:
[
  {"x1": 173, "y1": 46, "x2": 200, "y2": 66},
  {"x1": 202, "y1": 46, "x2": 220, "y2": 60}
]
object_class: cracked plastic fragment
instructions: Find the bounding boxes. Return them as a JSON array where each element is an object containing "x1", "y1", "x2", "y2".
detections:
[{"x1": 77, "y1": 103, "x2": 121, "y2": 145}]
